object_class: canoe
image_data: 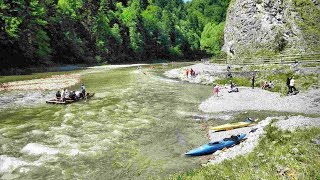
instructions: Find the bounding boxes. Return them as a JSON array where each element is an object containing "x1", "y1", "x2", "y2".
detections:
[
  {"x1": 46, "y1": 93, "x2": 95, "y2": 104},
  {"x1": 185, "y1": 133, "x2": 246, "y2": 156},
  {"x1": 211, "y1": 118, "x2": 255, "y2": 132}
]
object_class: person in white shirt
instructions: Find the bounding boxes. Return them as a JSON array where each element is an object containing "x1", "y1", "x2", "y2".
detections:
[
  {"x1": 289, "y1": 77, "x2": 297, "y2": 93},
  {"x1": 75, "y1": 91, "x2": 82, "y2": 99},
  {"x1": 61, "y1": 89, "x2": 66, "y2": 102}
]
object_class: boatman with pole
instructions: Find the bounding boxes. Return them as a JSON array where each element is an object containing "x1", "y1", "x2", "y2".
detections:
[{"x1": 81, "y1": 83, "x2": 86, "y2": 99}]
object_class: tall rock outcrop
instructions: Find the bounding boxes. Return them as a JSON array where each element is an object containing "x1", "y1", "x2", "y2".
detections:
[{"x1": 223, "y1": 0, "x2": 320, "y2": 59}]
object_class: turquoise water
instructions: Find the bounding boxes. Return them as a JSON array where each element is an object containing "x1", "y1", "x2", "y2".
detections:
[{"x1": 0, "y1": 66, "x2": 213, "y2": 179}]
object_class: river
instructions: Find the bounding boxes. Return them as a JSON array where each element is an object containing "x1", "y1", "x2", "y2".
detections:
[{"x1": 0, "y1": 64, "x2": 214, "y2": 179}]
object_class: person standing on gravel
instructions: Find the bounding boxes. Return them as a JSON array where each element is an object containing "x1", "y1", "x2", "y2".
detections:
[
  {"x1": 289, "y1": 77, "x2": 297, "y2": 94},
  {"x1": 185, "y1": 68, "x2": 189, "y2": 78},
  {"x1": 213, "y1": 84, "x2": 220, "y2": 97},
  {"x1": 251, "y1": 74, "x2": 255, "y2": 89},
  {"x1": 287, "y1": 77, "x2": 292, "y2": 93}
]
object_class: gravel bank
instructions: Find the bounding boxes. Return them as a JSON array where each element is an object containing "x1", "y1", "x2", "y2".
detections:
[
  {"x1": 274, "y1": 115, "x2": 320, "y2": 131},
  {"x1": 206, "y1": 115, "x2": 320, "y2": 165},
  {"x1": 165, "y1": 63, "x2": 320, "y2": 165},
  {"x1": 199, "y1": 88, "x2": 320, "y2": 114},
  {"x1": 165, "y1": 63, "x2": 320, "y2": 114},
  {"x1": 165, "y1": 63, "x2": 240, "y2": 85},
  {"x1": 206, "y1": 117, "x2": 272, "y2": 164}
]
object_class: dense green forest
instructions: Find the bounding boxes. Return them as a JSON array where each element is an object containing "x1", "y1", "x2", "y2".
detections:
[{"x1": 0, "y1": 0, "x2": 230, "y2": 69}]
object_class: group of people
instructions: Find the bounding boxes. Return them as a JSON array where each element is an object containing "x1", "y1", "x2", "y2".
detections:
[
  {"x1": 185, "y1": 68, "x2": 197, "y2": 78},
  {"x1": 213, "y1": 81, "x2": 239, "y2": 97},
  {"x1": 55, "y1": 83, "x2": 86, "y2": 102},
  {"x1": 261, "y1": 81, "x2": 274, "y2": 89},
  {"x1": 228, "y1": 81, "x2": 239, "y2": 93}
]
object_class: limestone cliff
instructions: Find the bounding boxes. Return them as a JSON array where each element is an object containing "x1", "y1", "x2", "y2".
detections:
[{"x1": 223, "y1": 0, "x2": 320, "y2": 59}]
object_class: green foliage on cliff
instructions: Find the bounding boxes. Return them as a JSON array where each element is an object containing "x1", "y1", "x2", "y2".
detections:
[
  {"x1": 200, "y1": 22, "x2": 224, "y2": 55},
  {"x1": 0, "y1": 0, "x2": 230, "y2": 70},
  {"x1": 293, "y1": 0, "x2": 320, "y2": 52}
]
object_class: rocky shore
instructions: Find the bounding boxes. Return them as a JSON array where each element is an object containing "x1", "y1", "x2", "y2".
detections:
[{"x1": 164, "y1": 63, "x2": 320, "y2": 165}]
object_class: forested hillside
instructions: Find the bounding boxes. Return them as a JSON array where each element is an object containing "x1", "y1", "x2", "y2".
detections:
[{"x1": 0, "y1": 0, "x2": 229, "y2": 69}]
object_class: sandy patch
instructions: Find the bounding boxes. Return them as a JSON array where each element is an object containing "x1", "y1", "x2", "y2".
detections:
[{"x1": 0, "y1": 74, "x2": 81, "y2": 91}]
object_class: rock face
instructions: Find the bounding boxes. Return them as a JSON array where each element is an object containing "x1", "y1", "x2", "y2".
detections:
[{"x1": 223, "y1": 0, "x2": 320, "y2": 59}]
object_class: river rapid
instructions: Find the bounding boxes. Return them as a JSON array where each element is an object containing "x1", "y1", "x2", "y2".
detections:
[{"x1": 0, "y1": 65, "x2": 213, "y2": 179}]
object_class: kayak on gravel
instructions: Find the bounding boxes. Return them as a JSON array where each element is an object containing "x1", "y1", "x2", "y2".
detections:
[
  {"x1": 210, "y1": 118, "x2": 255, "y2": 132},
  {"x1": 46, "y1": 93, "x2": 95, "y2": 104},
  {"x1": 185, "y1": 133, "x2": 246, "y2": 156}
]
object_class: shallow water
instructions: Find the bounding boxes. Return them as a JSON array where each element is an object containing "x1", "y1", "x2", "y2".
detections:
[{"x1": 0, "y1": 65, "x2": 212, "y2": 179}]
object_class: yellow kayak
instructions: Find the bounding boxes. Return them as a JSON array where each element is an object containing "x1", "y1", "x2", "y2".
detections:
[{"x1": 211, "y1": 118, "x2": 255, "y2": 132}]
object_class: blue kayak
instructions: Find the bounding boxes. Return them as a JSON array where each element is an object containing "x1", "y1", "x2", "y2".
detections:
[{"x1": 185, "y1": 133, "x2": 246, "y2": 156}]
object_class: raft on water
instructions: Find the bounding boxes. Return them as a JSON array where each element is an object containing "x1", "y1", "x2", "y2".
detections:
[
  {"x1": 46, "y1": 93, "x2": 95, "y2": 104},
  {"x1": 211, "y1": 118, "x2": 255, "y2": 132},
  {"x1": 185, "y1": 133, "x2": 246, "y2": 156}
]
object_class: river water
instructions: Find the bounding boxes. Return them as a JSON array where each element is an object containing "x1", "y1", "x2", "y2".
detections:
[{"x1": 0, "y1": 65, "x2": 213, "y2": 179}]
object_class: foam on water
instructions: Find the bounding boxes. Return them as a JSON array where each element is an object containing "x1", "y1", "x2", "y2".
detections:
[
  {"x1": 111, "y1": 130, "x2": 122, "y2": 137},
  {"x1": 63, "y1": 113, "x2": 75, "y2": 120},
  {"x1": 85, "y1": 111, "x2": 96, "y2": 116},
  {"x1": 21, "y1": 143, "x2": 59, "y2": 155},
  {"x1": 31, "y1": 130, "x2": 44, "y2": 135},
  {"x1": 68, "y1": 149, "x2": 82, "y2": 156},
  {"x1": 0, "y1": 155, "x2": 28, "y2": 173}
]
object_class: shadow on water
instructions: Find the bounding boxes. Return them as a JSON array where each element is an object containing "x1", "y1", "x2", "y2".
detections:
[{"x1": 0, "y1": 64, "x2": 216, "y2": 180}]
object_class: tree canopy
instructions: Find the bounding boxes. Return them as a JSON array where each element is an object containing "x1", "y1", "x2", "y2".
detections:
[{"x1": 0, "y1": 0, "x2": 230, "y2": 69}]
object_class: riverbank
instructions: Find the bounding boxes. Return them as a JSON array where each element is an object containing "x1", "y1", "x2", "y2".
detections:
[
  {"x1": 164, "y1": 62, "x2": 320, "y2": 166},
  {"x1": 164, "y1": 62, "x2": 320, "y2": 115}
]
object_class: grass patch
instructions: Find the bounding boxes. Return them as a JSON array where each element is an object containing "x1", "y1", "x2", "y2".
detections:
[
  {"x1": 169, "y1": 126, "x2": 320, "y2": 180},
  {"x1": 215, "y1": 77, "x2": 251, "y2": 87},
  {"x1": 214, "y1": 64, "x2": 319, "y2": 95}
]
